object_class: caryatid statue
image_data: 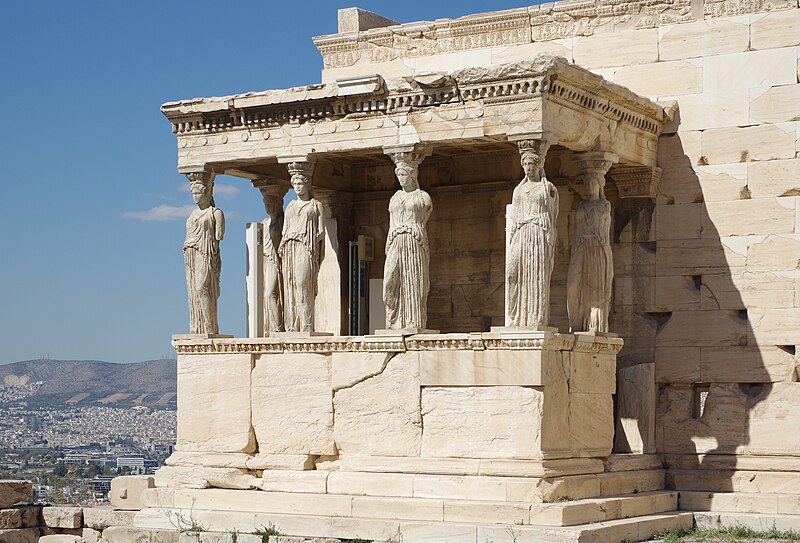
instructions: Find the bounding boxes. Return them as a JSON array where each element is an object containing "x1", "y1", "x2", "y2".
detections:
[
  {"x1": 567, "y1": 153, "x2": 616, "y2": 333},
  {"x1": 507, "y1": 138, "x2": 559, "y2": 328},
  {"x1": 383, "y1": 145, "x2": 433, "y2": 331},
  {"x1": 279, "y1": 161, "x2": 324, "y2": 332},
  {"x1": 258, "y1": 182, "x2": 288, "y2": 335},
  {"x1": 183, "y1": 170, "x2": 225, "y2": 334}
]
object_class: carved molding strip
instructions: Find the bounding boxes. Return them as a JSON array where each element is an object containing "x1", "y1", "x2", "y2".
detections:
[{"x1": 172, "y1": 333, "x2": 624, "y2": 355}]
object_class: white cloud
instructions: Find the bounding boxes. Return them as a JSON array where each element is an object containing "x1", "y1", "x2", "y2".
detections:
[{"x1": 122, "y1": 205, "x2": 195, "y2": 222}]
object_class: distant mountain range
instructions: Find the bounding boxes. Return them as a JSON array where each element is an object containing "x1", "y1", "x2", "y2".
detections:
[{"x1": 0, "y1": 359, "x2": 176, "y2": 408}]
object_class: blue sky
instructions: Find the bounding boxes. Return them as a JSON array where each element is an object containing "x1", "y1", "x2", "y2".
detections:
[{"x1": 0, "y1": 0, "x2": 532, "y2": 364}]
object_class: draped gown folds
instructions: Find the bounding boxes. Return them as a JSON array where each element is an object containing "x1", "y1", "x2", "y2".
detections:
[
  {"x1": 384, "y1": 189, "x2": 433, "y2": 330},
  {"x1": 567, "y1": 197, "x2": 613, "y2": 332},
  {"x1": 263, "y1": 214, "x2": 284, "y2": 334},
  {"x1": 184, "y1": 206, "x2": 222, "y2": 334},
  {"x1": 507, "y1": 178, "x2": 559, "y2": 328},
  {"x1": 280, "y1": 199, "x2": 323, "y2": 332}
]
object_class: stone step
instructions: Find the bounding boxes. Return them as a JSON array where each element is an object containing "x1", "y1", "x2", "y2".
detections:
[
  {"x1": 135, "y1": 487, "x2": 677, "y2": 528},
  {"x1": 249, "y1": 468, "x2": 665, "y2": 503},
  {"x1": 680, "y1": 490, "x2": 800, "y2": 515},
  {"x1": 668, "y1": 469, "x2": 800, "y2": 494},
  {"x1": 694, "y1": 511, "x2": 800, "y2": 533},
  {"x1": 131, "y1": 508, "x2": 694, "y2": 543}
]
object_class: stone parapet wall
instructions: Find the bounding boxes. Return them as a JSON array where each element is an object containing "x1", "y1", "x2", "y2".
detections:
[{"x1": 169, "y1": 332, "x2": 619, "y2": 484}]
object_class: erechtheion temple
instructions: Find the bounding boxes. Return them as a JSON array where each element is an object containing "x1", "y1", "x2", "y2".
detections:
[{"x1": 107, "y1": 1, "x2": 800, "y2": 541}]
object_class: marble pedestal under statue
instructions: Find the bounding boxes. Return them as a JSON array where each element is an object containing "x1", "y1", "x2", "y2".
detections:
[{"x1": 125, "y1": 332, "x2": 689, "y2": 542}]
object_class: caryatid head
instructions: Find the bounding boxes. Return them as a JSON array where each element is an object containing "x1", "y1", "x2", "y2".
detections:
[
  {"x1": 187, "y1": 171, "x2": 216, "y2": 208},
  {"x1": 286, "y1": 161, "x2": 315, "y2": 201}
]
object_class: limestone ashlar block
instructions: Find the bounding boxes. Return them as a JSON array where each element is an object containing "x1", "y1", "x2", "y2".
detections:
[
  {"x1": 658, "y1": 18, "x2": 749, "y2": 61},
  {"x1": 703, "y1": 48, "x2": 798, "y2": 96},
  {"x1": 655, "y1": 384, "x2": 747, "y2": 455},
  {"x1": 751, "y1": 11, "x2": 800, "y2": 50},
  {"x1": 613, "y1": 59, "x2": 703, "y2": 99},
  {"x1": 568, "y1": 352, "x2": 615, "y2": 394},
  {"x1": 653, "y1": 275, "x2": 701, "y2": 311},
  {"x1": 656, "y1": 238, "x2": 746, "y2": 277},
  {"x1": 327, "y1": 472, "x2": 414, "y2": 498},
  {"x1": 251, "y1": 352, "x2": 334, "y2": 456},
  {"x1": 244, "y1": 454, "x2": 315, "y2": 471},
  {"x1": 660, "y1": 90, "x2": 750, "y2": 131},
  {"x1": 751, "y1": 84, "x2": 800, "y2": 124},
  {"x1": 165, "y1": 451, "x2": 250, "y2": 469},
  {"x1": 658, "y1": 131, "x2": 703, "y2": 170},
  {"x1": 701, "y1": 124, "x2": 796, "y2": 165},
  {"x1": 704, "y1": 198, "x2": 797, "y2": 237},
  {"x1": 333, "y1": 351, "x2": 422, "y2": 457},
  {"x1": 615, "y1": 363, "x2": 657, "y2": 454},
  {"x1": 421, "y1": 386, "x2": 543, "y2": 459},
  {"x1": 749, "y1": 308, "x2": 800, "y2": 345},
  {"x1": 669, "y1": 469, "x2": 800, "y2": 494},
  {"x1": 110, "y1": 475, "x2": 155, "y2": 511},
  {"x1": 82, "y1": 507, "x2": 136, "y2": 530},
  {"x1": 418, "y1": 348, "x2": 548, "y2": 386},
  {"x1": 745, "y1": 383, "x2": 800, "y2": 455},
  {"x1": 700, "y1": 346, "x2": 796, "y2": 383},
  {"x1": 540, "y1": 350, "x2": 571, "y2": 458},
  {"x1": 42, "y1": 506, "x2": 83, "y2": 529},
  {"x1": 654, "y1": 203, "x2": 702, "y2": 241},
  {"x1": 351, "y1": 496, "x2": 444, "y2": 522},
  {"x1": 0, "y1": 481, "x2": 32, "y2": 508},
  {"x1": 655, "y1": 310, "x2": 747, "y2": 348},
  {"x1": 702, "y1": 269, "x2": 795, "y2": 310},
  {"x1": 680, "y1": 491, "x2": 780, "y2": 514},
  {"x1": 154, "y1": 466, "x2": 258, "y2": 490},
  {"x1": 37, "y1": 536, "x2": 82, "y2": 543},
  {"x1": 260, "y1": 470, "x2": 329, "y2": 494},
  {"x1": 569, "y1": 393, "x2": 614, "y2": 457},
  {"x1": 0, "y1": 507, "x2": 38, "y2": 530},
  {"x1": 748, "y1": 158, "x2": 800, "y2": 199},
  {"x1": 572, "y1": 28, "x2": 658, "y2": 69},
  {"x1": 176, "y1": 354, "x2": 254, "y2": 454},
  {"x1": 102, "y1": 526, "x2": 179, "y2": 543},
  {"x1": 331, "y1": 351, "x2": 392, "y2": 390},
  {"x1": 598, "y1": 470, "x2": 665, "y2": 496}
]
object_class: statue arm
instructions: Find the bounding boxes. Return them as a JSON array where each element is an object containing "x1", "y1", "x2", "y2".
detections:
[{"x1": 214, "y1": 208, "x2": 225, "y2": 241}]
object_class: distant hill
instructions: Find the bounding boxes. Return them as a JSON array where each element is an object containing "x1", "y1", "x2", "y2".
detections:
[{"x1": 0, "y1": 359, "x2": 176, "y2": 408}]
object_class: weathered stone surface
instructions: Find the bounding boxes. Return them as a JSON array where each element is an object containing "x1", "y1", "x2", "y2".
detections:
[
  {"x1": 700, "y1": 346, "x2": 796, "y2": 383},
  {"x1": 656, "y1": 347, "x2": 701, "y2": 383},
  {"x1": 154, "y1": 466, "x2": 258, "y2": 490},
  {"x1": 83, "y1": 507, "x2": 137, "y2": 530},
  {"x1": 751, "y1": 84, "x2": 800, "y2": 124},
  {"x1": 701, "y1": 124, "x2": 796, "y2": 165},
  {"x1": 656, "y1": 310, "x2": 747, "y2": 348},
  {"x1": 176, "y1": 354, "x2": 254, "y2": 453},
  {"x1": 165, "y1": 452, "x2": 250, "y2": 469},
  {"x1": 656, "y1": 384, "x2": 747, "y2": 455},
  {"x1": 331, "y1": 351, "x2": 391, "y2": 390},
  {"x1": 244, "y1": 454, "x2": 315, "y2": 471},
  {"x1": 39, "y1": 535, "x2": 82, "y2": 543},
  {"x1": 334, "y1": 352, "x2": 421, "y2": 457},
  {"x1": 569, "y1": 352, "x2": 615, "y2": 394},
  {"x1": 421, "y1": 386, "x2": 543, "y2": 459},
  {"x1": 746, "y1": 383, "x2": 800, "y2": 455},
  {"x1": 0, "y1": 528, "x2": 39, "y2": 543},
  {"x1": 260, "y1": 470, "x2": 328, "y2": 494},
  {"x1": 659, "y1": 18, "x2": 749, "y2": 61},
  {"x1": 751, "y1": 10, "x2": 800, "y2": 50},
  {"x1": 569, "y1": 394, "x2": 613, "y2": 456},
  {"x1": 252, "y1": 353, "x2": 334, "y2": 456},
  {"x1": 615, "y1": 363, "x2": 657, "y2": 454},
  {"x1": 42, "y1": 506, "x2": 82, "y2": 529},
  {"x1": 82, "y1": 527, "x2": 102, "y2": 543},
  {"x1": 418, "y1": 348, "x2": 547, "y2": 386},
  {"x1": 0, "y1": 481, "x2": 32, "y2": 508},
  {"x1": 0, "y1": 508, "x2": 23, "y2": 529},
  {"x1": 573, "y1": 28, "x2": 658, "y2": 69},
  {"x1": 328, "y1": 471, "x2": 413, "y2": 497},
  {"x1": 110, "y1": 476, "x2": 155, "y2": 511},
  {"x1": 749, "y1": 308, "x2": 800, "y2": 345},
  {"x1": 702, "y1": 198, "x2": 796, "y2": 238},
  {"x1": 748, "y1": 159, "x2": 800, "y2": 199},
  {"x1": 102, "y1": 526, "x2": 179, "y2": 543},
  {"x1": 614, "y1": 59, "x2": 703, "y2": 98}
]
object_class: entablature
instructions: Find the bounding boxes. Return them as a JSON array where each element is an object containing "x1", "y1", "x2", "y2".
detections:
[{"x1": 162, "y1": 55, "x2": 667, "y2": 179}]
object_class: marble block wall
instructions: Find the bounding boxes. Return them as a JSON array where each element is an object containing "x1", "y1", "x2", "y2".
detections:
[{"x1": 170, "y1": 333, "x2": 618, "y2": 477}]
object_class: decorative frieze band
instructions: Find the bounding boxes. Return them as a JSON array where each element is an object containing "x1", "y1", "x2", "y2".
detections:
[{"x1": 172, "y1": 332, "x2": 624, "y2": 355}]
